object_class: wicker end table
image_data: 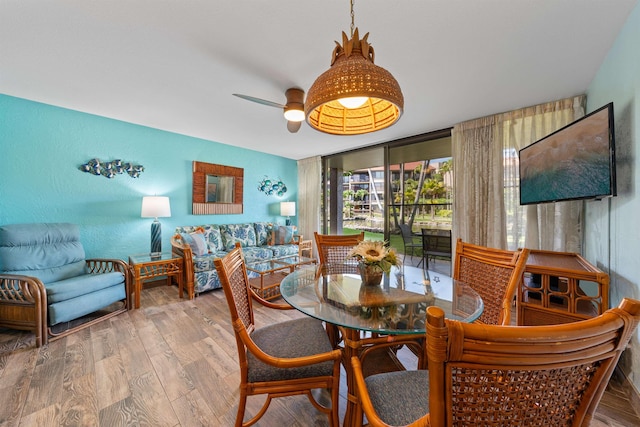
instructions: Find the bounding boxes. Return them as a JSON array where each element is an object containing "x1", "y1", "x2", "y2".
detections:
[{"x1": 129, "y1": 253, "x2": 184, "y2": 309}]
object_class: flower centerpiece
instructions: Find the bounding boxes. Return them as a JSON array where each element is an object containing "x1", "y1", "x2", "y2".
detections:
[{"x1": 348, "y1": 240, "x2": 401, "y2": 286}]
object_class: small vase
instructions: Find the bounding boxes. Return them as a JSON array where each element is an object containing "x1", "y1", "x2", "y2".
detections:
[{"x1": 358, "y1": 263, "x2": 384, "y2": 286}]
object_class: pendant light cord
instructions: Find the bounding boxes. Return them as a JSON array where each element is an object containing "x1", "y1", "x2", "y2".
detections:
[{"x1": 350, "y1": 0, "x2": 355, "y2": 38}]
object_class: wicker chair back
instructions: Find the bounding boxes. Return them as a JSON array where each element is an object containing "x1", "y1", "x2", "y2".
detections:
[
  {"x1": 314, "y1": 231, "x2": 365, "y2": 274},
  {"x1": 452, "y1": 239, "x2": 529, "y2": 325}
]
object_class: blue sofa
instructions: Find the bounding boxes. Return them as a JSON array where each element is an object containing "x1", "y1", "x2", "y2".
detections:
[
  {"x1": 171, "y1": 222, "x2": 302, "y2": 298},
  {"x1": 0, "y1": 223, "x2": 130, "y2": 347}
]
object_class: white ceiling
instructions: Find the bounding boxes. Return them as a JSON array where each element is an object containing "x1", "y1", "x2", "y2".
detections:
[{"x1": 1, "y1": 1, "x2": 637, "y2": 160}]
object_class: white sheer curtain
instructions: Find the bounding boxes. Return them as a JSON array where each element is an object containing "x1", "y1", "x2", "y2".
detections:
[
  {"x1": 503, "y1": 96, "x2": 586, "y2": 252},
  {"x1": 453, "y1": 95, "x2": 586, "y2": 252},
  {"x1": 297, "y1": 156, "x2": 322, "y2": 254}
]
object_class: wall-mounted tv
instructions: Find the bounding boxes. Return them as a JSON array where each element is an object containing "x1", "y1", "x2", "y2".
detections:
[{"x1": 519, "y1": 102, "x2": 616, "y2": 205}]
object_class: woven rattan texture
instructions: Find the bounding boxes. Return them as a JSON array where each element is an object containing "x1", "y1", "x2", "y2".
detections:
[
  {"x1": 305, "y1": 54, "x2": 403, "y2": 135},
  {"x1": 449, "y1": 363, "x2": 598, "y2": 426},
  {"x1": 320, "y1": 245, "x2": 360, "y2": 275},
  {"x1": 458, "y1": 257, "x2": 514, "y2": 324},
  {"x1": 0, "y1": 278, "x2": 31, "y2": 302},
  {"x1": 314, "y1": 232, "x2": 364, "y2": 275},
  {"x1": 228, "y1": 259, "x2": 252, "y2": 330}
]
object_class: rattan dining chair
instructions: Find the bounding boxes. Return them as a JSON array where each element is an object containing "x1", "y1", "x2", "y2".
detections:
[
  {"x1": 314, "y1": 231, "x2": 365, "y2": 274},
  {"x1": 452, "y1": 238, "x2": 529, "y2": 325},
  {"x1": 214, "y1": 244, "x2": 342, "y2": 427},
  {"x1": 352, "y1": 298, "x2": 640, "y2": 427},
  {"x1": 408, "y1": 239, "x2": 529, "y2": 368}
]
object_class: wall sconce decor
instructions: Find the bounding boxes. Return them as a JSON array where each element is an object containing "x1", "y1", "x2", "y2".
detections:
[
  {"x1": 80, "y1": 158, "x2": 145, "y2": 178},
  {"x1": 258, "y1": 176, "x2": 287, "y2": 196}
]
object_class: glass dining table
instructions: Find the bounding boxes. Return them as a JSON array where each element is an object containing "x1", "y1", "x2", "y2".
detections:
[{"x1": 280, "y1": 264, "x2": 484, "y2": 427}]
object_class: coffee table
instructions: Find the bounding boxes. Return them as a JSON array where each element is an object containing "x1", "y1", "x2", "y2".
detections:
[{"x1": 246, "y1": 255, "x2": 316, "y2": 300}]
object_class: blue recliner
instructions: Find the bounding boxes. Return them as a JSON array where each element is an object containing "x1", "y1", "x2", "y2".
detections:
[{"x1": 0, "y1": 223, "x2": 130, "y2": 346}]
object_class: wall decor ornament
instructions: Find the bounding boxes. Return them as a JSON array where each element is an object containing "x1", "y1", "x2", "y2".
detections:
[
  {"x1": 192, "y1": 161, "x2": 244, "y2": 215},
  {"x1": 79, "y1": 158, "x2": 144, "y2": 178},
  {"x1": 258, "y1": 176, "x2": 287, "y2": 196}
]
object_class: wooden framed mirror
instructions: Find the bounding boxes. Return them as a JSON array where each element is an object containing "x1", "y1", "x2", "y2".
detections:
[{"x1": 192, "y1": 161, "x2": 243, "y2": 214}]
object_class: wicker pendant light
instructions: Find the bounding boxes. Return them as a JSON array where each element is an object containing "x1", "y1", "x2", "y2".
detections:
[{"x1": 305, "y1": 1, "x2": 403, "y2": 135}]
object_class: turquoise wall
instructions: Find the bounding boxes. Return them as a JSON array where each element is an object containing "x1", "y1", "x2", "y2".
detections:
[
  {"x1": 0, "y1": 94, "x2": 298, "y2": 261},
  {"x1": 586, "y1": 2, "x2": 640, "y2": 392}
]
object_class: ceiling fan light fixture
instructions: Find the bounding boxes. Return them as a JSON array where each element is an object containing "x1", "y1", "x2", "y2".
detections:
[
  {"x1": 283, "y1": 87, "x2": 306, "y2": 122},
  {"x1": 305, "y1": 0, "x2": 403, "y2": 136},
  {"x1": 284, "y1": 107, "x2": 305, "y2": 122}
]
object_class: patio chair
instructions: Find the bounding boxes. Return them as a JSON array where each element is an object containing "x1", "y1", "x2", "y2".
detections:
[
  {"x1": 398, "y1": 224, "x2": 422, "y2": 266},
  {"x1": 314, "y1": 231, "x2": 364, "y2": 274},
  {"x1": 213, "y1": 243, "x2": 342, "y2": 427},
  {"x1": 420, "y1": 229, "x2": 452, "y2": 274},
  {"x1": 453, "y1": 238, "x2": 529, "y2": 325},
  {"x1": 352, "y1": 298, "x2": 640, "y2": 426}
]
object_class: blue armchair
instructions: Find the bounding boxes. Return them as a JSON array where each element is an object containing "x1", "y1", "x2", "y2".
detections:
[{"x1": 0, "y1": 223, "x2": 130, "y2": 347}]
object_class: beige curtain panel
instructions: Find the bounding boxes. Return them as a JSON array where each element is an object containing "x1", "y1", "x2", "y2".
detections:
[{"x1": 452, "y1": 95, "x2": 586, "y2": 252}]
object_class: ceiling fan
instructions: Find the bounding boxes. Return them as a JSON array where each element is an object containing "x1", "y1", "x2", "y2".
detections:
[{"x1": 233, "y1": 88, "x2": 305, "y2": 133}]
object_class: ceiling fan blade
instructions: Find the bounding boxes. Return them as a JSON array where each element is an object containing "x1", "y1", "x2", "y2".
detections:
[
  {"x1": 233, "y1": 93, "x2": 285, "y2": 109},
  {"x1": 287, "y1": 121, "x2": 302, "y2": 133}
]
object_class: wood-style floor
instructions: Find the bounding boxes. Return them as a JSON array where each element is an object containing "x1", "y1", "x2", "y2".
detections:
[{"x1": 1, "y1": 279, "x2": 639, "y2": 427}]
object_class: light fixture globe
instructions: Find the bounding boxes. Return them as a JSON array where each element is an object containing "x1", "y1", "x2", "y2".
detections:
[
  {"x1": 305, "y1": 28, "x2": 403, "y2": 135},
  {"x1": 283, "y1": 87, "x2": 305, "y2": 122}
]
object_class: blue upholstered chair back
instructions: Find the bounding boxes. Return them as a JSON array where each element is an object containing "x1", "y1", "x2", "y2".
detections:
[{"x1": 0, "y1": 223, "x2": 87, "y2": 284}]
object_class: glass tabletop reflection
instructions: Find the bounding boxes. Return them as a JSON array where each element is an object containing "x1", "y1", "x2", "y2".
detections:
[{"x1": 280, "y1": 265, "x2": 484, "y2": 335}]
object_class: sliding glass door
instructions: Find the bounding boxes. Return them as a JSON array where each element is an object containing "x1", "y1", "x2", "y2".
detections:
[{"x1": 321, "y1": 130, "x2": 452, "y2": 267}]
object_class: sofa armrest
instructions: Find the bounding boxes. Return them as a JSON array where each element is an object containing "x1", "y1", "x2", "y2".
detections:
[
  {"x1": 85, "y1": 258, "x2": 131, "y2": 309},
  {"x1": 0, "y1": 274, "x2": 48, "y2": 347},
  {"x1": 171, "y1": 234, "x2": 195, "y2": 299}
]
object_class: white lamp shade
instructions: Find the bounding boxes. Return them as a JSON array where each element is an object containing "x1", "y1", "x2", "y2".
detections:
[
  {"x1": 280, "y1": 201, "x2": 296, "y2": 217},
  {"x1": 141, "y1": 196, "x2": 171, "y2": 218}
]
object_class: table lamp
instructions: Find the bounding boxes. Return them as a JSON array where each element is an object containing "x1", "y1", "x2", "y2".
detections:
[
  {"x1": 141, "y1": 196, "x2": 171, "y2": 257},
  {"x1": 280, "y1": 201, "x2": 296, "y2": 226}
]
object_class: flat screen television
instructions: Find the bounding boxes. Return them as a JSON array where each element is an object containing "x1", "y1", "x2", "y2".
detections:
[{"x1": 519, "y1": 102, "x2": 616, "y2": 205}]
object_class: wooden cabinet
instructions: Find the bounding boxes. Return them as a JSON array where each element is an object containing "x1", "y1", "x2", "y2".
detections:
[{"x1": 517, "y1": 250, "x2": 609, "y2": 326}]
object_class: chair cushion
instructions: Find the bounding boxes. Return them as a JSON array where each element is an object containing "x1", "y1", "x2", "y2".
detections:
[
  {"x1": 220, "y1": 224, "x2": 257, "y2": 251},
  {"x1": 202, "y1": 226, "x2": 224, "y2": 253},
  {"x1": 193, "y1": 251, "x2": 228, "y2": 273},
  {"x1": 253, "y1": 222, "x2": 272, "y2": 246},
  {"x1": 247, "y1": 317, "x2": 334, "y2": 383},
  {"x1": 242, "y1": 246, "x2": 275, "y2": 263},
  {"x1": 0, "y1": 223, "x2": 87, "y2": 283},
  {"x1": 48, "y1": 283, "x2": 126, "y2": 325},
  {"x1": 176, "y1": 225, "x2": 224, "y2": 253},
  {"x1": 46, "y1": 271, "x2": 126, "y2": 303},
  {"x1": 364, "y1": 370, "x2": 430, "y2": 426},
  {"x1": 266, "y1": 244, "x2": 300, "y2": 258}
]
